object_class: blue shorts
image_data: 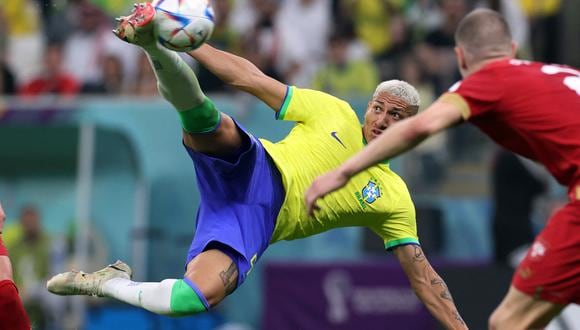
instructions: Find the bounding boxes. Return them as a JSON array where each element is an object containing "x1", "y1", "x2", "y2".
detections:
[{"x1": 184, "y1": 121, "x2": 285, "y2": 288}]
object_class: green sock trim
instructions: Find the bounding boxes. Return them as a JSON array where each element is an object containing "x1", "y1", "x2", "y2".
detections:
[
  {"x1": 178, "y1": 97, "x2": 221, "y2": 134},
  {"x1": 169, "y1": 280, "x2": 207, "y2": 316}
]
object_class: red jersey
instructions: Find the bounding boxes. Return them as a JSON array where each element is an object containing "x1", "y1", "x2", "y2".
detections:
[{"x1": 441, "y1": 59, "x2": 580, "y2": 192}]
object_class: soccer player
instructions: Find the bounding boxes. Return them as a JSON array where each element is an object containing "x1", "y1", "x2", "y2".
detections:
[
  {"x1": 0, "y1": 201, "x2": 31, "y2": 329},
  {"x1": 306, "y1": 8, "x2": 580, "y2": 330},
  {"x1": 46, "y1": 3, "x2": 467, "y2": 328}
]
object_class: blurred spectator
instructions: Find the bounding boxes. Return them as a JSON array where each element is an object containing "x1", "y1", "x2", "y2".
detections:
[
  {"x1": 415, "y1": 0, "x2": 467, "y2": 95},
  {"x1": 497, "y1": 0, "x2": 530, "y2": 58},
  {"x1": 405, "y1": 0, "x2": 443, "y2": 43},
  {"x1": 346, "y1": 0, "x2": 403, "y2": 57},
  {"x1": 197, "y1": 0, "x2": 242, "y2": 92},
  {"x1": 132, "y1": 52, "x2": 159, "y2": 96},
  {"x1": 414, "y1": 0, "x2": 487, "y2": 163},
  {"x1": 0, "y1": 0, "x2": 44, "y2": 84},
  {"x1": 0, "y1": 8, "x2": 16, "y2": 95},
  {"x1": 398, "y1": 53, "x2": 447, "y2": 191},
  {"x1": 239, "y1": 0, "x2": 281, "y2": 81},
  {"x1": 8, "y1": 205, "x2": 56, "y2": 329},
  {"x1": 19, "y1": 42, "x2": 80, "y2": 97},
  {"x1": 490, "y1": 150, "x2": 548, "y2": 266},
  {"x1": 311, "y1": 31, "x2": 378, "y2": 98},
  {"x1": 374, "y1": 13, "x2": 413, "y2": 81},
  {"x1": 275, "y1": 0, "x2": 331, "y2": 86},
  {"x1": 62, "y1": 2, "x2": 110, "y2": 90},
  {"x1": 82, "y1": 54, "x2": 125, "y2": 95},
  {"x1": 519, "y1": 0, "x2": 562, "y2": 63}
]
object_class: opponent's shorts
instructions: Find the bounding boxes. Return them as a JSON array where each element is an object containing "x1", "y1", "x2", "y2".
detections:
[
  {"x1": 184, "y1": 121, "x2": 285, "y2": 288},
  {"x1": 512, "y1": 200, "x2": 580, "y2": 305}
]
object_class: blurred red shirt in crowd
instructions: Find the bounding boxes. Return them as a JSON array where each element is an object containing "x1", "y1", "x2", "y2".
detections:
[{"x1": 19, "y1": 43, "x2": 80, "y2": 97}]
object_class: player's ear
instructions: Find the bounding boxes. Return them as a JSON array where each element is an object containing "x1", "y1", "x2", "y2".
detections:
[{"x1": 454, "y1": 46, "x2": 467, "y2": 71}]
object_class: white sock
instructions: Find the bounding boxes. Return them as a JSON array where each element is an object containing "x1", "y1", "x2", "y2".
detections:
[
  {"x1": 102, "y1": 278, "x2": 177, "y2": 315},
  {"x1": 143, "y1": 44, "x2": 205, "y2": 110}
]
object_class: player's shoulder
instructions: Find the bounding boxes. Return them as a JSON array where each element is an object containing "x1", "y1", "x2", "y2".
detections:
[
  {"x1": 292, "y1": 87, "x2": 350, "y2": 107},
  {"x1": 292, "y1": 87, "x2": 359, "y2": 119}
]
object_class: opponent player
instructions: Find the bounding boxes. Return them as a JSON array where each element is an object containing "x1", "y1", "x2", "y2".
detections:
[
  {"x1": 47, "y1": 3, "x2": 466, "y2": 328},
  {"x1": 306, "y1": 8, "x2": 580, "y2": 329},
  {"x1": 0, "y1": 201, "x2": 31, "y2": 329}
]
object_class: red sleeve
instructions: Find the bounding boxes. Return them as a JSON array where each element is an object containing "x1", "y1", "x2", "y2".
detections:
[{"x1": 448, "y1": 67, "x2": 504, "y2": 119}]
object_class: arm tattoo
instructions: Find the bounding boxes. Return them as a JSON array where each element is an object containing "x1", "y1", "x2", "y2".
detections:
[
  {"x1": 219, "y1": 262, "x2": 238, "y2": 295},
  {"x1": 412, "y1": 245, "x2": 426, "y2": 263},
  {"x1": 426, "y1": 266, "x2": 454, "y2": 302},
  {"x1": 453, "y1": 311, "x2": 466, "y2": 326}
]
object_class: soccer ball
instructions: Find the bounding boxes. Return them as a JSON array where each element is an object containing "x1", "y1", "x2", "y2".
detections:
[{"x1": 152, "y1": 0, "x2": 215, "y2": 52}]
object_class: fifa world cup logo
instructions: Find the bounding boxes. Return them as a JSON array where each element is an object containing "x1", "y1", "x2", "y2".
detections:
[{"x1": 323, "y1": 270, "x2": 351, "y2": 324}]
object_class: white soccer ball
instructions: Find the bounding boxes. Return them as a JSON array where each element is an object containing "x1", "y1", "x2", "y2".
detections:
[{"x1": 152, "y1": 0, "x2": 215, "y2": 52}]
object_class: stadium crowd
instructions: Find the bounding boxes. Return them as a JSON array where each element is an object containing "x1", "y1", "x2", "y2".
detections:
[
  {"x1": 0, "y1": 0, "x2": 574, "y2": 99},
  {"x1": 1, "y1": 0, "x2": 578, "y2": 328}
]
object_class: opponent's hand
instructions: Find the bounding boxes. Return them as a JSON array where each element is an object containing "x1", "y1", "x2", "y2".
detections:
[{"x1": 305, "y1": 169, "x2": 350, "y2": 216}]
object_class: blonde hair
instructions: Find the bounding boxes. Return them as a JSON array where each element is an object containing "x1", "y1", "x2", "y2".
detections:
[{"x1": 373, "y1": 80, "x2": 420, "y2": 107}]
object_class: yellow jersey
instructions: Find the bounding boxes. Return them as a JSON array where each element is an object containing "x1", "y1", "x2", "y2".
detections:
[{"x1": 261, "y1": 87, "x2": 419, "y2": 250}]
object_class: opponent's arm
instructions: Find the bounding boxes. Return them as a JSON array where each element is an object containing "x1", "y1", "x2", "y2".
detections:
[
  {"x1": 305, "y1": 100, "x2": 463, "y2": 215},
  {"x1": 394, "y1": 245, "x2": 468, "y2": 329},
  {"x1": 188, "y1": 44, "x2": 287, "y2": 111}
]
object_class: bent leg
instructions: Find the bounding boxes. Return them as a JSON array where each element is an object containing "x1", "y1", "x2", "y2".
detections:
[
  {"x1": 489, "y1": 285, "x2": 564, "y2": 330},
  {"x1": 115, "y1": 4, "x2": 241, "y2": 155},
  {"x1": 184, "y1": 248, "x2": 238, "y2": 306},
  {"x1": 101, "y1": 249, "x2": 236, "y2": 316},
  {"x1": 394, "y1": 245, "x2": 467, "y2": 330},
  {"x1": 143, "y1": 40, "x2": 242, "y2": 156}
]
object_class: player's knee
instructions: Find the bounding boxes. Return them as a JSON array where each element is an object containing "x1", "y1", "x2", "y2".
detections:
[{"x1": 168, "y1": 279, "x2": 210, "y2": 316}]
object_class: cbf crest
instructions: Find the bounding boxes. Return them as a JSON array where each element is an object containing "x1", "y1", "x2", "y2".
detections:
[{"x1": 354, "y1": 178, "x2": 382, "y2": 209}]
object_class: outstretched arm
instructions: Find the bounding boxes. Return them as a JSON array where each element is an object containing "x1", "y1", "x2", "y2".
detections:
[
  {"x1": 394, "y1": 245, "x2": 467, "y2": 329},
  {"x1": 305, "y1": 100, "x2": 463, "y2": 215},
  {"x1": 188, "y1": 44, "x2": 287, "y2": 111}
]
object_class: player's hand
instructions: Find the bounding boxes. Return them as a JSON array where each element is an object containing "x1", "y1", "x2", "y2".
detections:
[{"x1": 305, "y1": 169, "x2": 350, "y2": 216}]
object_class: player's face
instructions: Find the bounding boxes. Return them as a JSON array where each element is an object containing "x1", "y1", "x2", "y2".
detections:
[{"x1": 363, "y1": 92, "x2": 415, "y2": 142}]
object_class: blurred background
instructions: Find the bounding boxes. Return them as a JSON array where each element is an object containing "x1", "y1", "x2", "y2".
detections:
[{"x1": 0, "y1": 0, "x2": 579, "y2": 329}]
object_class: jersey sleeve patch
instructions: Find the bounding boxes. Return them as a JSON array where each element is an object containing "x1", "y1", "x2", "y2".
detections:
[{"x1": 438, "y1": 92, "x2": 471, "y2": 120}]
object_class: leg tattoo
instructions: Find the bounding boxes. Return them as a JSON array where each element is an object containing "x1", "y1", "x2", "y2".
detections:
[{"x1": 219, "y1": 262, "x2": 237, "y2": 295}]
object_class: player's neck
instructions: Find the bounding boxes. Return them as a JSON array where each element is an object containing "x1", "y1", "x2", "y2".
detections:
[{"x1": 465, "y1": 56, "x2": 511, "y2": 77}]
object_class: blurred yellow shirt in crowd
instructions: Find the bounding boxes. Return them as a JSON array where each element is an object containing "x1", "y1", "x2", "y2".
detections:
[
  {"x1": 350, "y1": 0, "x2": 403, "y2": 55},
  {"x1": 0, "y1": 0, "x2": 40, "y2": 36},
  {"x1": 520, "y1": 0, "x2": 561, "y2": 17},
  {"x1": 311, "y1": 60, "x2": 379, "y2": 99}
]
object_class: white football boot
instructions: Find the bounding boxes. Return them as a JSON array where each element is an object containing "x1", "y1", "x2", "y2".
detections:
[{"x1": 47, "y1": 260, "x2": 132, "y2": 297}]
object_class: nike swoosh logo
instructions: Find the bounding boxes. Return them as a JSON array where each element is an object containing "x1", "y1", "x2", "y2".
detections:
[{"x1": 330, "y1": 131, "x2": 346, "y2": 148}]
